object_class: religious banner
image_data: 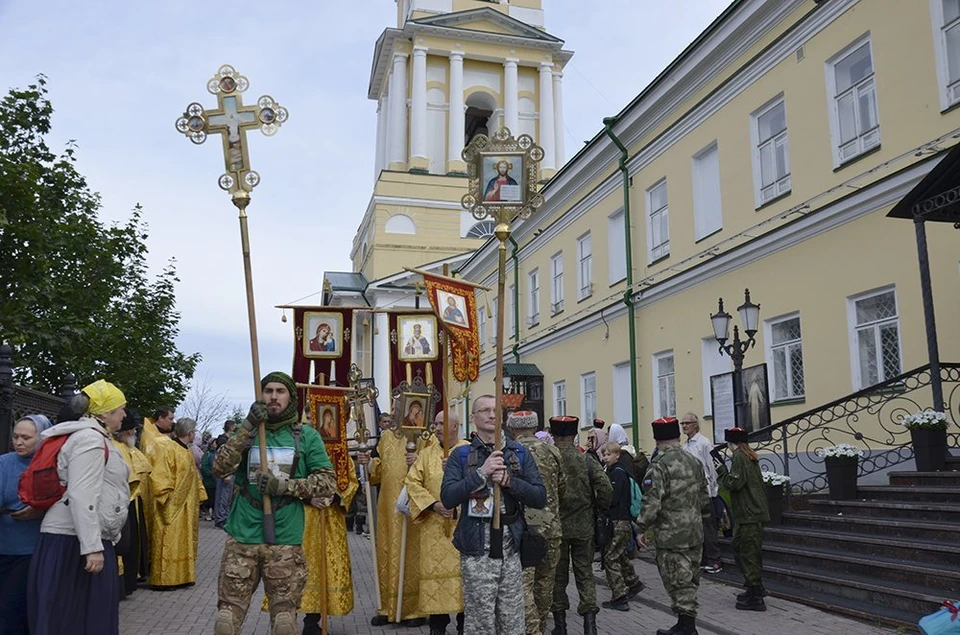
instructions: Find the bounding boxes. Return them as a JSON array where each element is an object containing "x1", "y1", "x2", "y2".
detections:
[
  {"x1": 302, "y1": 385, "x2": 351, "y2": 494},
  {"x1": 387, "y1": 310, "x2": 444, "y2": 415},
  {"x1": 292, "y1": 306, "x2": 354, "y2": 389},
  {"x1": 421, "y1": 272, "x2": 481, "y2": 382}
]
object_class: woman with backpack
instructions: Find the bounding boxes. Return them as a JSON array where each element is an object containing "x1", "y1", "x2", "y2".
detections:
[
  {"x1": 26, "y1": 380, "x2": 131, "y2": 635},
  {"x1": 0, "y1": 413, "x2": 53, "y2": 635}
]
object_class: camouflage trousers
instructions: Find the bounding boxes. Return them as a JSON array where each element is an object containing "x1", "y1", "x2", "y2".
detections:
[
  {"x1": 603, "y1": 520, "x2": 640, "y2": 600},
  {"x1": 550, "y1": 536, "x2": 597, "y2": 615},
  {"x1": 460, "y1": 527, "x2": 525, "y2": 635},
  {"x1": 732, "y1": 521, "x2": 764, "y2": 587},
  {"x1": 654, "y1": 545, "x2": 701, "y2": 618},
  {"x1": 522, "y1": 533, "x2": 562, "y2": 635},
  {"x1": 216, "y1": 537, "x2": 307, "y2": 635}
]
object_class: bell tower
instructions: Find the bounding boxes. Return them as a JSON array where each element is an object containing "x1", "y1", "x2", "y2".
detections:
[{"x1": 351, "y1": 0, "x2": 572, "y2": 280}]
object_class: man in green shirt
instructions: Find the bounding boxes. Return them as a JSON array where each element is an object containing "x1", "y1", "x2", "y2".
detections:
[{"x1": 212, "y1": 372, "x2": 336, "y2": 635}]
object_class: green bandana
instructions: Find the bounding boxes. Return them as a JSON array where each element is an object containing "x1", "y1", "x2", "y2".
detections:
[{"x1": 261, "y1": 371, "x2": 299, "y2": 430}]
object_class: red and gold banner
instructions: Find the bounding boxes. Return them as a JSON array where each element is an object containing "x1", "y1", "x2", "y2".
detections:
[
  {"x1": 291, "y1": 306, "x2": 354, "y2": 389},
  {"x1": 302, "y1": 385, "x2": 351, "y2": 494},
  {"x1": 387, "y1": 310, "x2": 445, "y2": 413},
  {"x1": 422, "y1": 272, "x2": 480, "y2": 382}
]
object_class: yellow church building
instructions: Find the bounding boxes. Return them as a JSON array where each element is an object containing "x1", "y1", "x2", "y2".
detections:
[{"x1": 327, "y1": 0, "x2": 960, "y2": 456}]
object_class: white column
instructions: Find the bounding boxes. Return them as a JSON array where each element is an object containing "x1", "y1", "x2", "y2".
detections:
[
  {"x1": 504, "y1": 58, "x2": 519, "y2": 135},
  {"x1": 538, "y1": 62, "x2": 556, "y2": 171},
  {"x1": 374, "y1": 96, "x2": 387, "y2": 179},
  {"x1": 553, "y1": 70, "x2": 565, "y2": 167},
  {"x1": 448, "y1": 51, "x2": 465, "y2": 169},
  {"x1": 373, "y1": 311, "x2": 391, "y2": 413},
  {"x1": 410, "y1": 46, "x2": 428, "y2": 164},
  {"x1": 387, "y1": 53, "x2": 409, "y2": 168}
]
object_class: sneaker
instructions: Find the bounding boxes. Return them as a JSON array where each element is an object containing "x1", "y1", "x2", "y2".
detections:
[{"x1": 701, "y1": 562, "x2": 722, "y2": 574}]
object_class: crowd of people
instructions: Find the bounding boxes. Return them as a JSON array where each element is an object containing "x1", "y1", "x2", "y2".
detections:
[{"x1": 0, "y1": 373, "x2": 770, "y2": 635}]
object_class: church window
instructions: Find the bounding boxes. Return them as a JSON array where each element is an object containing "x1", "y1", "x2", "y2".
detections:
[
  {"x1": 466, "y1": 220, "x2": 495, "y2": 239},
  {"x1": 385, "y1": 214, "x2": 416, "y2": 234}
]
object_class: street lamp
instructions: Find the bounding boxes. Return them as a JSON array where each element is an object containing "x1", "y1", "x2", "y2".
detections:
[{"x1": 710, "y1": 289, "x2": 761, "y2": 429}]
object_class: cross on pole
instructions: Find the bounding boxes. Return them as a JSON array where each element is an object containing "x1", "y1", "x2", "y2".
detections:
[
  {"x1": 174, "y1": 64, "x2": 288, "y2": 544},
  {"x1": 345, "y1": 363, "x2": 379, "y2": 450}
]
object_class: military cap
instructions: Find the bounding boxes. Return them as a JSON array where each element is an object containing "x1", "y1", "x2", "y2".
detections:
[
  {"x1": 724, "y1": 427, "x2": 749, "y2": 444},
  {"x1": 549, "y1": 415, "x2": 579, "y2": 437},
  {"x1": 593, "y1": 418, "x2": 605, "y2": 428},
  {"x1": 651, "y1": 416, "x2": 680, "y2": 441},
  {"x1": 507, "y1": 410, "x2": 538, "y2": 429}
]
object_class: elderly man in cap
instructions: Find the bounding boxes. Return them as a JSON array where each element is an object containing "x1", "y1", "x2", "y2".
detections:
[
  {"x1": 548, "y1": 416, "x2": 611, "y2": 635},
  {"x1": 212, "y1": 371, "x2": 337, "y2": 635},
  {"x1": 111, "y1": 408, "x2": 153, "y2": 597},
  {"x1": 638, "y1": 417, "x2": 712, "y2": 635},
  {"x1": 506, "y1": 410, "x2": 566, "y2": 635}
]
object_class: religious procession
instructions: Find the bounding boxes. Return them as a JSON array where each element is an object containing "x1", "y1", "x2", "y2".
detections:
[{"x1": 4, "y1": 1, "x2": 960, "y2": 635}]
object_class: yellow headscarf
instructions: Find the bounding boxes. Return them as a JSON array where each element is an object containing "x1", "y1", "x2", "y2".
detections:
[{"x1": 82, "y1": 379, "x2": 127, "y2": 416}]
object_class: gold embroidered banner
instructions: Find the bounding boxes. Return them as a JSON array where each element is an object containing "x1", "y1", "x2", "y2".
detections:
[
  {"x1": 303, "y1": 385, "x2": 350, "y2": 494},
  {"x1": 422, "y1": 272, "x2": 480, "y2": 382}
]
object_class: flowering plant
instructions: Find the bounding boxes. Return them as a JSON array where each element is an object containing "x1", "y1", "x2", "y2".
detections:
[
  {"x1": 899, "y1": 410, "x2": 950, "y2": 431},
  {"x1": 816, "y1": 443, "x2": 864, "y2": 459},
  {"x1": 761, "y1": 471, "x2": 790, "y2": 486}
]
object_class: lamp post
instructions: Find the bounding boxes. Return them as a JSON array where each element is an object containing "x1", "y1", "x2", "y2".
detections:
[{"x1": 710, "y1": 289, "x2": 761, "y2": 429}]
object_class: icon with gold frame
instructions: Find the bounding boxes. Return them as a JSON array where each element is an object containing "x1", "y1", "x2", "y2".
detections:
[
  {"x1": 398, "y1": 392, "x2": 429, "y2": 433},
  {"x1": 302, "y1": 311, "x2": 343, "y2": 359},
  {"x1": 397, "y1": 314, "x2": 439, "y2": 362}
]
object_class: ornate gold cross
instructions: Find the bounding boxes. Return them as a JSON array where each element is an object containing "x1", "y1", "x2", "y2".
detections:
[{"x1": 345, "y1": 364, "x2": 379, "y2": 449}]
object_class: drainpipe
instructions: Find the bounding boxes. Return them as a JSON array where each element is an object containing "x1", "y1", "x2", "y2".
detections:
[
  {"x1": 603, "y1": 117, "x2": 641, "y2": 449},
  {"x1": 509, "y1": 236, "x2": 521, "y2": 364}
]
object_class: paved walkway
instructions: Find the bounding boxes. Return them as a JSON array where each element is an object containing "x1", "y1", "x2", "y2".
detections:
[{"x1": 120, "y1": 522, "x2": 898, "y2": 634}]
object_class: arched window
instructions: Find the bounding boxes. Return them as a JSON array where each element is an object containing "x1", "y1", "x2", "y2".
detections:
[
  {"x1": 385, "y1": 214, "x2": 416, "y2": 234},
  {"x1": 466, "y1": 220, "x2": 495, "y2": 239},
  {"x1": 465, "y1": 92, "x2": 497, "y2": 146}
]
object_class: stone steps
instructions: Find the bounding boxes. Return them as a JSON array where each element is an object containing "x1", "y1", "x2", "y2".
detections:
[
  {"x1": 889, "y1": 470, "x2": 960, "y2": 486},
  {"x1": 855, "y1": 484, "x2": 959, "y2": 502},
  {"x1": 807, "y1": 498, "x2": 960, "y2": 523},
  {"x1": 782, "y1": 510, "x2": 960, "y2": 542},
  {"x1": 764, "y1": 525, "x2": 960, "y2": 568}
]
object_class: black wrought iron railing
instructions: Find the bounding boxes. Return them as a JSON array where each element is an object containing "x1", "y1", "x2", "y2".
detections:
[{"x1": 746, "y1": 363, "x2": 960, "y2": 492}]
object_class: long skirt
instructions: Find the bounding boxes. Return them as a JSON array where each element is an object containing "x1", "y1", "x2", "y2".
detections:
[
  {"x1": 27, "y1": 533, "x2": 119, "y2": 635},
  {"x1": 0, "y1": 554, "x2": 32, "y2": 635}
]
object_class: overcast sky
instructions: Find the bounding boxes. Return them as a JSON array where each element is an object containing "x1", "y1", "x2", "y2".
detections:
[{"x1": 0, "y1": 0, "x2": 730, "y2": 416}]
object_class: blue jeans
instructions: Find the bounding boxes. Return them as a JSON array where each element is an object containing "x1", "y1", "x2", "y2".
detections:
[{"x1": 214, "y1": 476, "x2": 233, "y2": 527}]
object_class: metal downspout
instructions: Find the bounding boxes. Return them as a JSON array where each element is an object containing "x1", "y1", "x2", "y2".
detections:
[
  {"x1": 603, "y1": 117, "x2": 641, "y2": 449},
  {"x1": 509, "y1": 236, "x2": 521, "y2": 364}
]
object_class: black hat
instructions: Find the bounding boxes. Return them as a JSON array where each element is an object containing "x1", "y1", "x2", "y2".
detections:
[
  {"x1": 724, "y1": 427, "x2": 748, "y2": 444},
  {"x1": 120, "y1": 408, "x2": 142, "y2": 432},
  {"x1": 651, "y1": 416, "x2": 681, "y2": 441},
  {"x1": 549, "y1": 415, "x2": 579, "y2": 437},
  {"x1": 593, "y1": 418, "x2": 605, "y2": 428}
]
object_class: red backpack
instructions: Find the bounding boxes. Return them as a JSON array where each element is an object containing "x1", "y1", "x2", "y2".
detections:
[{"x1": 18, "y1": 433, "x2": 109, "y2": 510}]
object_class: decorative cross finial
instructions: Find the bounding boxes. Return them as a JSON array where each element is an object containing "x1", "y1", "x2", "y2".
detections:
[
  {"x1": 345, "y1": 364, "x2": 379, "y2": 449},
  {"x1": 175, "y1": 64, "x2": 288, "y2": 203}
]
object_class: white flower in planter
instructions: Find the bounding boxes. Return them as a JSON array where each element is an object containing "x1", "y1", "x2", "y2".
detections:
[
  {"x1": 816, "y1": 443, "x2": 864, "y2": 459},
  {"x1": 761, "y1": 471, "x2": 791, "y2": 486},
  {"x1": 899, "y1": 410, "x2": 950, "y2": 431}
]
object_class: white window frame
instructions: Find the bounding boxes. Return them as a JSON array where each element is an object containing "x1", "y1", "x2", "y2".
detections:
[
  {"x1": 646, "y1": 179, "x2": 670, "y2": 262},
  {"x1": 550, "y1": 252, "x2": 564, "y2": 315},
  {"x1": 825, "y1": 35, "x2": 881, "y2": 167},
  {"x1": 491, "y1": 297, "x2": 499, "y2": 344},
  {"x1": 553, "y1": 380, "x2": 567, "y2": 417},
  {"x1": 930, "y1": 0, "x2": 960, "y2": 110},
  {"x1": 528, "y1": 268, "x2": 540, "y2": 326},
  {"x1": 749, "y1": 96, "x2": 792, "y2": 207},
  {"x1": 577, "y1": 232, "x2": 593, "y2": 300},
  {"x1": 612, "y1": 361, "x2": 631, "y2": 426},
  {"x1": 692, "y1": 141, "x2": 723, "y2": 240},
  {"x1": 763, "y1": 312, "x2": 805, "y2": 401},
  {"x1": 701, "y1": 337, "x2": 731, "y2": 417},
  {"x1": 508, "y1": 284, "x2": 516, "y2": 340},
  {"x1": 846, "y1": 286, "x2": 903, "y2": 390},
  {"x1": 580, "y1": 371, "x2": 597, "y2": 425},
  {"x1": 652, "y1": 350, "x2": 676, "y2": 419},
  {"x1": 478, "y1": 305, "x2": 487, "y2": 351},
  {"x1": 607, "y1": 209, "x2": 627, "y2": 284}
]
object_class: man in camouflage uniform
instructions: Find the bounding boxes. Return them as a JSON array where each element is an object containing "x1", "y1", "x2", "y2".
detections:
[
  {"x1": 212, "y1": 372, "x2": 337, "y2": 635},
  {"x1": 549, "y1": 416, "x2": 612, "y2": 635},
  {"x1": 440, "y1": 395, "x2": 546, "y2": 635},
  {"x1": 638, "y1": 417, "x2": 712, "y2": 635},
  {"x1": 506, "y1": 410, "x2": 566, "y2": 635}
]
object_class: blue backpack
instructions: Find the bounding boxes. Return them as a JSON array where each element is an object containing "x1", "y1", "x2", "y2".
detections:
[{"x1": 616, "y1": 465, "x2": 643, "y2": 519}]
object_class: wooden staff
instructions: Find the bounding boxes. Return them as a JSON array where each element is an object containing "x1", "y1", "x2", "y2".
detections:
[
  {"x1": 442, "y1": 264, "x2": 453, "y2": 538},
  {"x1": 320, "y1": 508, "x2": 329, "y2": 635},
  {"x1": 489, "y1": 223, "x2": 509, "y2": 560},
  {"x1": 235, "y1": 192, "x2": 275, "y2": 544},
  {"x1": 395, "y1": 438, "x2": 416, "y2": 622}
]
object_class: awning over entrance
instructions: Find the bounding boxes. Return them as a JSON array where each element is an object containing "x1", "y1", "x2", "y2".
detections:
[
  {"x1": 503, "y1": 363, "x2": 543, "y2": 378},
  {"x1": 888, "y1": 145, "x2": 960, "y2": 223}
]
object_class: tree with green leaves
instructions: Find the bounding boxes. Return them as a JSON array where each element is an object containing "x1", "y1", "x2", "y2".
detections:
[{"x1": 0, "y1": 76, "x2": 200, "y2": 411}]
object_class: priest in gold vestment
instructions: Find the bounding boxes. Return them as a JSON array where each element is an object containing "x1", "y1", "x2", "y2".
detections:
[
  {"x1": 359, "y1": 413, "x2": 428, "y2": 626},
  {"x1": 406, "y1": 411, "x2": 468, "y2": 635},
  {"x1": 112, "y1": 409, "x2": 153, "y2": 597},
  {"x1": 149, "y1": 417, "x2": 206, "y2": 588},
  {"x1": 138, "y1": 407, "x2": 175, "y2": 550}
]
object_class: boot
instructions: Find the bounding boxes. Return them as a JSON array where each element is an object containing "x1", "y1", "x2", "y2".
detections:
[
  {"x1": 550, "y1": 611, "x2": 567, "y2": 635},
  {"x1": 582, "y1": 611, "x2": 598, "y2": 635},
  {"x1": 678, "y1": 614, "x2": 699, "y2": 635},
  {"x1": 736, "y1": 584, "x2": 768, "y2": 602},
  {"x1": 656, "y1": 616, "x2": 682, "y2": 635},
  {"x1": 601, "y1": 596, "x2": 629, "y2": 611},
  {"x1": 302, "y1": 613, "x2": 321, "y2": 635},
  {"x1": 626, "y1": 580, "x2": 645, "y2": 598},
  {"x1": 736, "y1": 586, "x2": 767, "y2": 612}
]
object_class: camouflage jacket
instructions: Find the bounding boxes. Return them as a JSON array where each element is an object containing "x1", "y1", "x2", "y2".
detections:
[
  {"x1": 555, "y1": 444, "x2": 612, "y2": 540},
  {"x1": 639, "y1": 444, "x2": 711, "y2": 550},
  {"x1": 718, "y1": 450, "x2": 770, "y2": 524},
  {"x1": 516, "y1": 435, "x2": 566, "y2": 540}
]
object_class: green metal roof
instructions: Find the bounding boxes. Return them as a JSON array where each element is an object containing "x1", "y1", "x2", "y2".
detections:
[
  {"x1": 503, "y1": 363, "x2": 543, "y2": 378},
  {"x1": 324, "y1": 272, "x2": 368, "y2": 292}
]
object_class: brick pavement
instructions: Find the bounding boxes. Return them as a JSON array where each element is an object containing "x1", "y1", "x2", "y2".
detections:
[{"x1": 120, "y1": 522, "x2": 898, "y2": 634}]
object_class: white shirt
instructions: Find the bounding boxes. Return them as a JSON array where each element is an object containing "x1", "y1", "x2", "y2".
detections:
[{"x1": 684, "y1": 431, "x2": 719, "y2": 498}]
